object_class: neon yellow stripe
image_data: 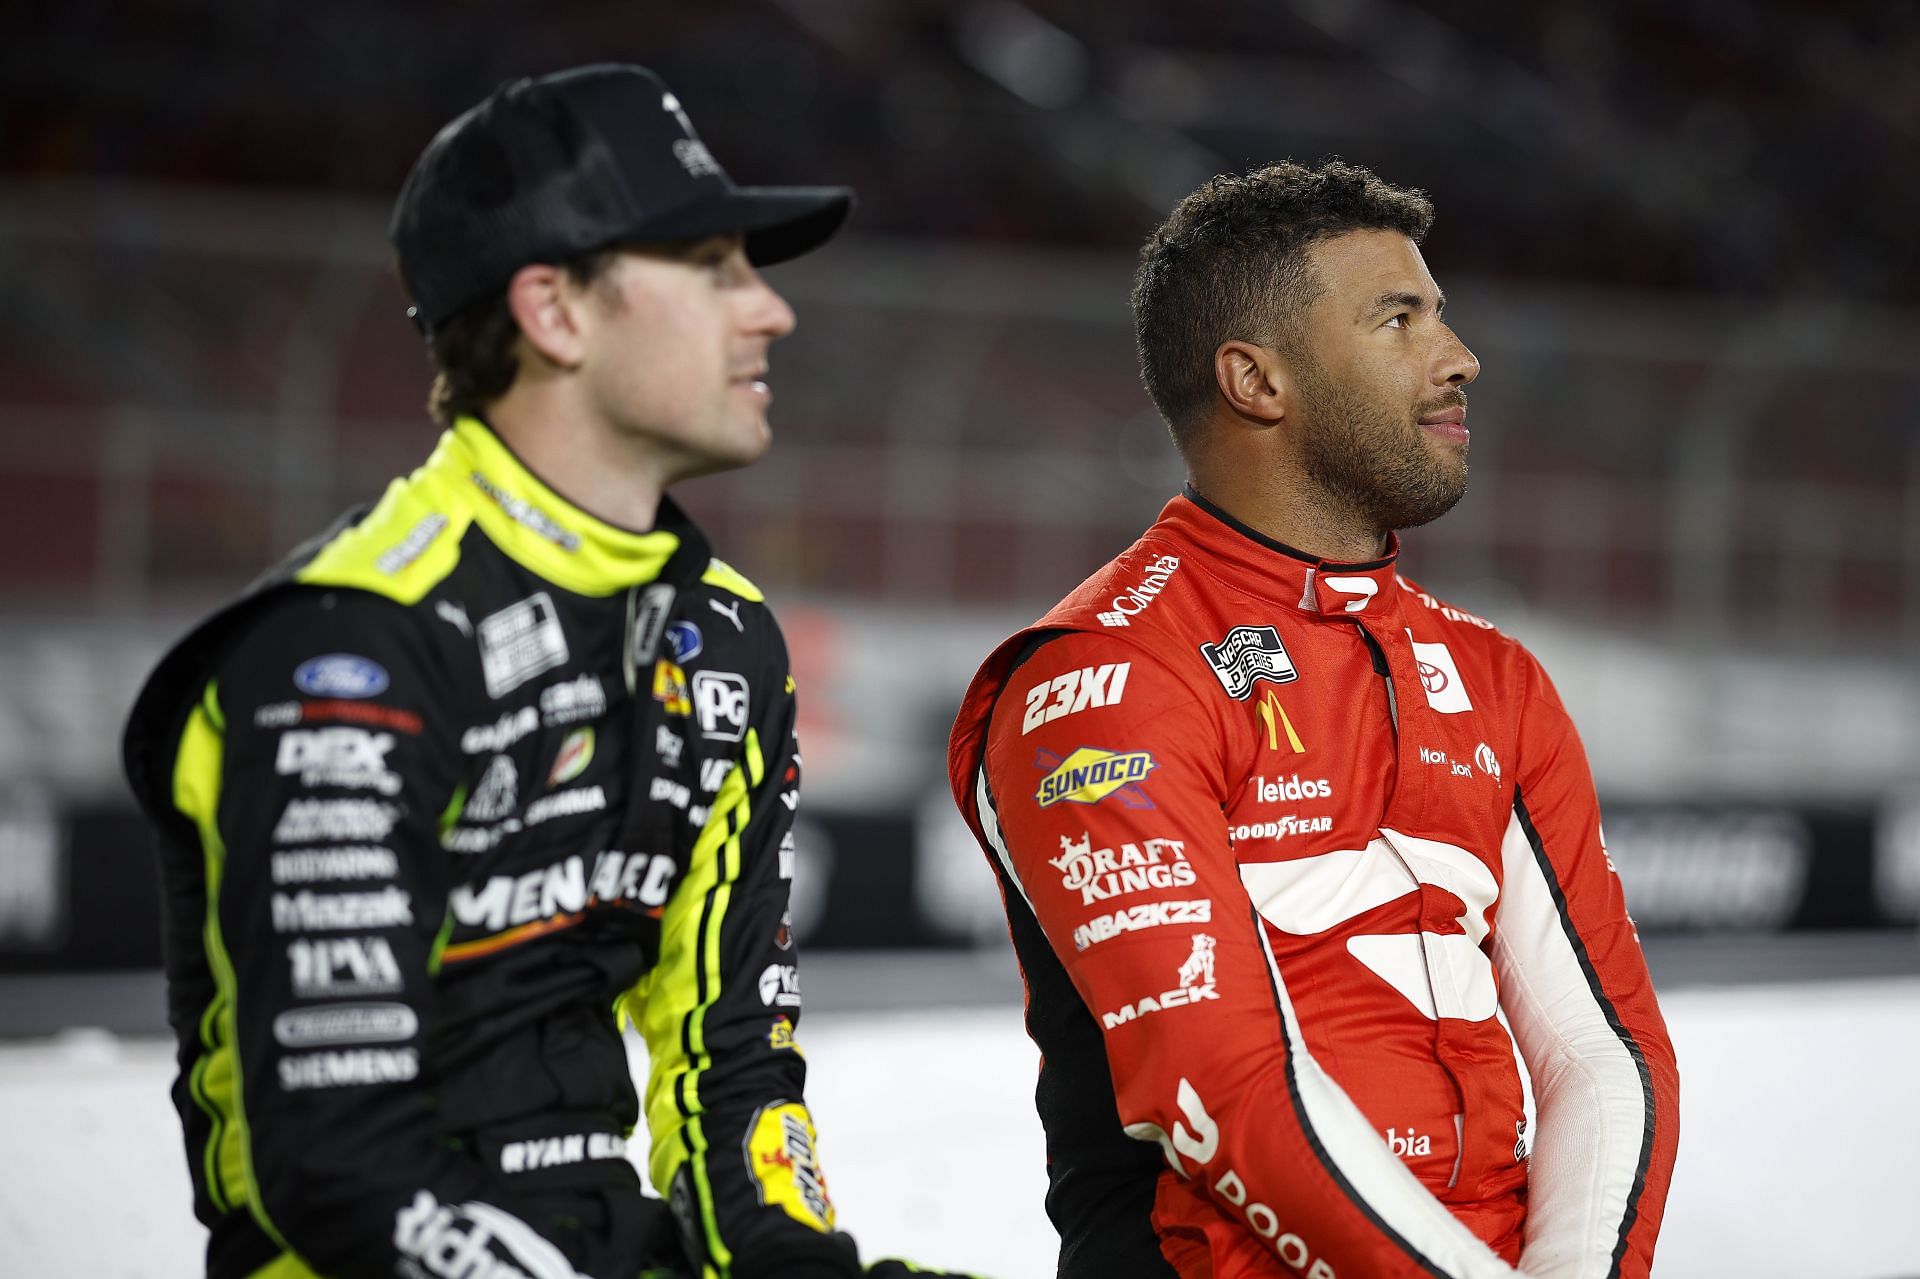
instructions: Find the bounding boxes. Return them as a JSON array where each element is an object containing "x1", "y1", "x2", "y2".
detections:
[
  {"x1": 245, "y1": 1251, "x2": 324, "y2": 1278},
  {"x1": 632, "y1": 729, "x2": 765, "y2": 1275},
  {"x1": 172, "y1": 681, "x2": 292, "y2": 1253}
]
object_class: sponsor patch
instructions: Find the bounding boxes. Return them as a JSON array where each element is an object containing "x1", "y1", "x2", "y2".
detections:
[
  {"x1": 256, "y1": 700, "x2": 423, "y2": 735},
  {"x1": 470, "y1": 471, "x2": 580, "y2": 550},
  {"x1": 1253, "y1": 774, "x2": 1332, "y2": 803},
  {"x1": 449, "y1": 850, "x2": 675, "y2": 931},
  {"x1": 477, "y1": 593, "x2": 569, "y2": 698},
  {"x1": 758, "y1": 963, "x2": 801, "y2": 1007},
  {"x1": 1022, "y1": 663, "x2": 1130, "y2": 735},
  {"x1": 1475, "y1": 742, "x2": 1501, "y2": 780},
  {"x1": 394, "y1": 1189, "x2": 585, "y2": 1279},
  {"x1": 1073, "y1": 898, "x2": 1212, "y2": 951},
  {"x1": 1101, "y1": 934, "x2": 1219, "y2": 1030},
  {"x1": 288, "y1": 936, "x2": 403, "y2": 998},
  {"x1": 272, "y1": 799, "x2": 398, "y2": 844},
  {"x1": 1199, "y1": 626, "x2": 1298, "y2": 700},
  {"x1": 461, "y1": 706, "x2": 538, "y2": 755},
  {"x1": 540, "y1": 674, "x2": 606, "y2": 726},
  {"x1": 654, "y1": 660, "x2": 692, "y2": 716},
  {"x1": 500, "y1": 1132, "x2": 626, "y2": 1173},
  {"x1": 548, "y1": 728, "x2": 595, "y2": 786},
  {"x1": 1409, "y1": 635, "x2": 1471, "y2": 713},
  {"x1": 278, "y1": 1047, "x2": 418, "y2": 1091},
  {"x1": 666, "y1": 619, "x2": 703, "y2": 664},
  {"x1": 270, "y1": 846, "x2": 398, "y2": 885},
  {"x1": 1034, "y1": 747, "x2": 1156, "y2": 808},
  {"x1": 1255, "y1": 690, "x2": 1306, "y2": 754},
  {"x1": 692, "y1": 670, "x2": 750, "y2": 742},
  {"x1": 293, "y1": 654, "x2": 389, "y2": 700},
  {"x1": 1097, "y1": 555, "x2": 1181, "y2": 627},
  {"x1": 1050, "y1": 831, "x2": 1195, "y2": 905},
  {"x1": 271, "y1": 886, "x2": 413, "y2": 932},
  {"x1": 1229, "y1": 815, "x2": 1334, "y2": 843},
  {"x1": 523, "y1": 785, "x2": 606, "y2": 826},
  {"x1": 464, "y1": 756, "x2": 519, "y2": 823},
  {"x1": 375, "y1": 513, "x2": 449, "y2": 576},
  {"x1": 272, "y1": 1002, "x2": 417, "y2": 1048},
  {"x1": 744, "y1": 1102, "x2": 834, "y2": 1232},
  {"x1": 275, "y1": 727, "x2": 400, "y2": 795},
  {"x1": 656, "y1": 725, "x2": 685, "y2": 767},
  {"x1": 768, "y1": 1015, "x2": 799, "y2": 1052}
]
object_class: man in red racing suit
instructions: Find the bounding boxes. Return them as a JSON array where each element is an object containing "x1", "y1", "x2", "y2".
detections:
[{"x1": 947, "y1": 162, "x2": 1678, "y2": 1279}]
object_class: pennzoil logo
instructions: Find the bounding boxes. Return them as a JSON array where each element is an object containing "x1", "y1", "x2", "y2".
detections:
[
  {"x1": 744, "y1": 1102, "x2": 834, "y2": 1231},
  {"x1": 653, "y1": 660, "x2": 691, "y2": 716},
  {"x1": 1034, "y1": 747, "x2": 1156, "y2": 808}
]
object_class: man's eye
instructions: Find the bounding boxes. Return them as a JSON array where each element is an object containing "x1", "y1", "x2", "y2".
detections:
[{"x1": 1384, "y1": 313, "x2": 1409, "y2": 329}]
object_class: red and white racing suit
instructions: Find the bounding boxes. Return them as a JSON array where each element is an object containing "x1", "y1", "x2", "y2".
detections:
[{"x1": 947, "y1": 490, "x2": 1678, "y2": 1279}]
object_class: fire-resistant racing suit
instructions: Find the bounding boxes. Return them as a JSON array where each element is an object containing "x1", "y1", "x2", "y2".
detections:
[
  {"x1": 947, "y1": 490, "x2": 1679, "y2": 1279},
  {"x1": 123, "y1": 417, "x2": 851, "y2": 1279}
]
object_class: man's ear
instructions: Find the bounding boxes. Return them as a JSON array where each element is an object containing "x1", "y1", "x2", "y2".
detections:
[
  {"x1": 505, "y1": 263, "x2": 591, "y2": 370},
  {"x1": 1213, "y1": 340, "x2": 1290, "y2": 426}
]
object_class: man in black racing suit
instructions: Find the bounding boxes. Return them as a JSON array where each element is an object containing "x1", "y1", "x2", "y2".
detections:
[{"x1": 122, "y1": 64, "x2": 963, "y2": 1279}]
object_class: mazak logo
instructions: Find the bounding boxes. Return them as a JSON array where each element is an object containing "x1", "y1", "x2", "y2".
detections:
[
  {"x1": 1200, "y1": 626, "x2": 1298, "y2": 700},
  {"x1": 1097, "y1": 554, "x2": 1181, "y2": 627},
  {"x1": 692, "y1": 670, "x2": 750, "y2": 742},
  {"x1": 275, "y1": 727, "x2": 399, "y2": 795},
  {"x1": 1034, "y1": 747, "x2": 1156, "y2": 807},
  {"x1": 271, "y1": 886, "x2": 413, "y2": 933},
  {"x1": 1100, "y1": 934, "x2": 1218, "y2": 1029},
  {"x1": 1022, "y1": 662, "x2": 1130, "y2": 734},
  {"x1": 1050, "y1": 831, "x2": 1196, "y2": 905}
]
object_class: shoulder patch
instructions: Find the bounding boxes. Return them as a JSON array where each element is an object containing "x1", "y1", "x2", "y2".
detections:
[
  {"x1": 298, "y1": 475, "x2": 469, "y2": 605},
  {"x1": 701, "y1": 557, "x2": 764, "y2": 603}
]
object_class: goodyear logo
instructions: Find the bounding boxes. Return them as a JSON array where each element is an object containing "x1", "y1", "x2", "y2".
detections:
[
  {"x1": 745, "y1": 1101, "x2": 833, "y2": 1231},
  {"x1": 1035, "y1": 747, "x2": 1156, "y2": 808}
]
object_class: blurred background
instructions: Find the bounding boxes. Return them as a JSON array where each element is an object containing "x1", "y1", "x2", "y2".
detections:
[{"x1": 2, "y1": 2, "x2": 1917, "y2": 1276}]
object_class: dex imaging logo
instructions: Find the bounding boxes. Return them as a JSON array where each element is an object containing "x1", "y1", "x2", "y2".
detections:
[{"x1": 1199, "y1": 626, "x2": 1298, "y2": 700}]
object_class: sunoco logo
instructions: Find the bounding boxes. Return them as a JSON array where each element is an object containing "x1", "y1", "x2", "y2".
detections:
[
  {"x1": 1098, "y1": 555, "x2": 1180, "y2": 627},
  {"x1": 1035, "y1": 747, "x2": 1156, "y2": 807}
]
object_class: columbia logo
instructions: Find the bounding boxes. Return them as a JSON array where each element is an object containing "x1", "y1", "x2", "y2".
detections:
[{"x1": 1096, "y1": 610, "x2": 1128, "y2": 627}]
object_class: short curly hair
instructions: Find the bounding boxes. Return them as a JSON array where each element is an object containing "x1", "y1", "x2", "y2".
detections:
[{"x1": 1131, "y1": 159, "x2": 1434, "y2": 445}]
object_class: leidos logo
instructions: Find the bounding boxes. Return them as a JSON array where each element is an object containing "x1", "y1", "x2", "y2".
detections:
[{"x1": 1034, "y1": 747, "x2": 1156, "y2": 807}]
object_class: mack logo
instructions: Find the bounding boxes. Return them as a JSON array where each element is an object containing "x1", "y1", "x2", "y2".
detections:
[
  {"x1": 450, "y1": 850, "x2": 675, "y2": 931},
  {"x1": 1022, "y1": 663, "x2": 1130, "y2": 735},
  {"x1": 1034, "y1": 747, "x2": 1156, "y2": 807},
  {"x1": 1200, "y1": 626, "x2": 1298, "y2": 700},
  {"x1": 1102, "y1": 934, "x2": 1216, "y2": 1029}
]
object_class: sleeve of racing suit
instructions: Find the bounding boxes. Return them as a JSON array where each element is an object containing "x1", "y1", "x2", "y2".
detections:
[
  {"x1": 631, "y1": 628, "x2": 862, "y2": 1279},
  {"x1": 1492, "y1": 657, "x2": 1679, "y2": 1279},
  {"x1": 979, "y1": 630, "x2": 1525, "y2": 1279},
  {"x1": 179, "y1": 590, "x2": 605, "y2": 1278}
]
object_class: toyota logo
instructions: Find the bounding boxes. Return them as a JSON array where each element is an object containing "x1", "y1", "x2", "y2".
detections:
[{"x1": 1417, "y1": 661, "x2": 1448, "y2": 694}]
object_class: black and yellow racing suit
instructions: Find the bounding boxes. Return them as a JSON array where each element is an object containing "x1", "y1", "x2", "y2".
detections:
[{"x1": 122, "y1": 417, "x2": 853, "y2": 1279}]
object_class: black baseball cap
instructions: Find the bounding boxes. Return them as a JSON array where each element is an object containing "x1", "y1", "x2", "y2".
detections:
[{"x1": 391, "y1": 63, "x2": 853, "y2": 334}]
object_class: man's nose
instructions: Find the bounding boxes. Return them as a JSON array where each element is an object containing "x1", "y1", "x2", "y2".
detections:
[
  {"x1": 1436, "y1": 327, "x2": 1479, "y2": 387},
  {"x1": 746, "y1": 271, "x2": 797, "y2": 340}
]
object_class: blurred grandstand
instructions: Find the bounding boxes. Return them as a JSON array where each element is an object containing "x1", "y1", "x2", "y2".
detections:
[{"x1": 3, "y1": 0, "x2": 1918, "y2": 975}]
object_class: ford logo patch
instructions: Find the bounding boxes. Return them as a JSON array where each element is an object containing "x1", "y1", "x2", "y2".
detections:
[
  {"x1": 293, "y1": 654, "x2": 390, "y2": 699},
  {"x1": 665, "y1": 620, "x2": 703, "y2": 665}
]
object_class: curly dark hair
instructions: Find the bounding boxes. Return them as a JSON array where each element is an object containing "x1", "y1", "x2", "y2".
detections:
[
  {"x1": 1130, "y1": 159, "x2": 1435, "y2": 445},
  {"x1": 425, "y1": 249, "x2": 619, "y2": 427}
]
